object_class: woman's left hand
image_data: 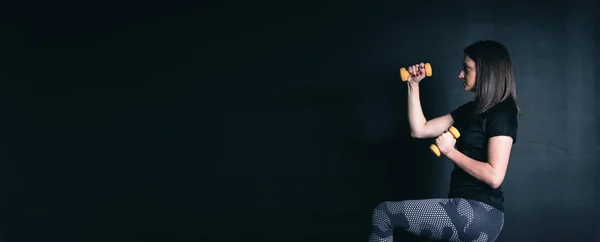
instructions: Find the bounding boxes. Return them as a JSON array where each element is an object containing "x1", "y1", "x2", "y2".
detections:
[{"x1": 435, "y1": 131, "x2": 456, "y2": 156}]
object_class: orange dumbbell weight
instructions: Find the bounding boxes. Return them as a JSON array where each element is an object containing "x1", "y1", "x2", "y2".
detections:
[
  {"x1": 430, "y1": 126, "x2": 460, "y2": 157},
  {"x1": 399, "y1": 63, "x2": 433, "y2": 81}
]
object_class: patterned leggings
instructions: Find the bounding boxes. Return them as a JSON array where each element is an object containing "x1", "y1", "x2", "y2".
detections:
[{"x1": 369, "y1": 198, "x2": 504, "y2": 242}]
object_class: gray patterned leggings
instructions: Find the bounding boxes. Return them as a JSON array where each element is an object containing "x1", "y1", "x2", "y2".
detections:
[{"x1": 369, "y1": 198, "x2": 504, "y2": 242}]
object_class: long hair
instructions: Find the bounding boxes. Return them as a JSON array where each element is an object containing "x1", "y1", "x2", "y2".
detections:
[{"x1": 464, "y1": 40, "x2": 521, "y2": 115}]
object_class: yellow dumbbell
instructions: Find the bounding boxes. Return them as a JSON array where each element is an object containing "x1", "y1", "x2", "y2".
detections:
[
  {"x1": 400, "y1": 63, "x2": 433, "y2": 82},
  {"x1": 430, "y1": 126, "x2": 460, "y2": 157}
]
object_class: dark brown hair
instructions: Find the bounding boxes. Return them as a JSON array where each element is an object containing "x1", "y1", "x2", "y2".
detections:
[{"x1": 464, "y1": 40, "x2": 521, "y2": 115}]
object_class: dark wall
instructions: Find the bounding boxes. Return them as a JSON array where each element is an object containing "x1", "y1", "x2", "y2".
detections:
[{"x1": 0, "y1": 0, "x2": 598, "y2": 242}]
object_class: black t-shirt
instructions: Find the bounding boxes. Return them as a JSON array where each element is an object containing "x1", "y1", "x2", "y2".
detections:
[{"x1": 448, "y1": 97, "x2": 518, "y2": 212}]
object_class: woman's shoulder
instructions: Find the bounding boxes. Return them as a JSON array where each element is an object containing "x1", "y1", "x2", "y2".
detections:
[
  {"x1": 489, "y1": 98, "x2": 518, "y2": 115},
  {"x1": 484, "y1": 98, "x2": 519, "y2": 126}
]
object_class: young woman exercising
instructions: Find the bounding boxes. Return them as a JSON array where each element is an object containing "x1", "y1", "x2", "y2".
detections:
[{"x1": 369, "y1": 40, "x2": 520, "y2": 242}]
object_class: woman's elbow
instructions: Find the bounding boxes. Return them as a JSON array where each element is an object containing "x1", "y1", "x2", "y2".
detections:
[
  {"x1": 488, "y1": 176, "x2": 504, "y2": 189},
  {"x1": 411, "y1": 131, "x2": 426, "y2": 139},
  {"x1": 410, "y1": 131, "x2": 421, "y2": 138},
  {"x1": 489, "y1": 181, "x2": 502, "y2": 189}
]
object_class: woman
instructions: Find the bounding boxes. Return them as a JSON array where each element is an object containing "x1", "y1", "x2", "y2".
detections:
[{"x1": 369, "y1": 40, "x2": 520, "y2": 242}]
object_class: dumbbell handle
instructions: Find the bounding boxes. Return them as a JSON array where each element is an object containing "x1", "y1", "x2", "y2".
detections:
[
  {"x1": 430, "y1": 126, "x2": 460, "y2": 157},
  {"x1": 400, "y1": 63, "x2": 433, "y2": 82}
]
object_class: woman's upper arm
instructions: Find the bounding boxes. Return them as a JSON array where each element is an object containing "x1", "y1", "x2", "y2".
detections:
[
  {"x1": 487, "y1": 135, "x2": 514, "y2": 188},
  {"x1": 415, "y1": 114, "x2": 455, "y2": 138},
  {"x1": 485, "y1": 103, "x2": 519, "y2": 187},
  {"x1": 412, "y1": 101, "x2": 471, "y2": 139}
]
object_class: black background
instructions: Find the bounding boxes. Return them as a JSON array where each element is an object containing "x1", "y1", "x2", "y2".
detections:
[{"x1": 0, "y1": 0, "x2": 599, "y2": 241}]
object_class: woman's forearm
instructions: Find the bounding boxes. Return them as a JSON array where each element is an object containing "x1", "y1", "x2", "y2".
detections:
[
  {"x1": 445, "y1": 148, "x2": 499, "y2": 188},
  {"x1": 407, "y1": 83, "x2": 427, "y2": 138}
]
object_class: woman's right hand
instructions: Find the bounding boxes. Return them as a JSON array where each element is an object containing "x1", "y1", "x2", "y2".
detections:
[{"x1": 407, "y1": 63, "x2": 426, "y2": 84}]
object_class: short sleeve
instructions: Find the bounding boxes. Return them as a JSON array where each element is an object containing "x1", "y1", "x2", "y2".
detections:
[
  {"x1": 486, "y1": 105, "x2": 518, "y2": 143},
  {"x1": 450, "y1": 101, "x2": 475, "y2": 122}
]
